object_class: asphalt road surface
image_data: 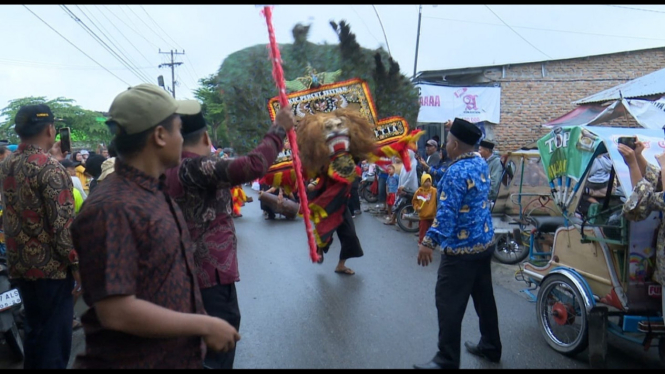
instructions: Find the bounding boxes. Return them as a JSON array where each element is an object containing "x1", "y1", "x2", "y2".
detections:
[{"x1": 1, "y1": 186, "x2": 662, "y2": 369}]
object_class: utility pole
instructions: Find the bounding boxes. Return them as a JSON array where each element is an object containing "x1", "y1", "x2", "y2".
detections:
[
  {"x1": 158, "y1": 49, "x2": 184, "y2": 98},
  {"x1": 413, "y1": 5, "x2": 423, "y2": 79}
]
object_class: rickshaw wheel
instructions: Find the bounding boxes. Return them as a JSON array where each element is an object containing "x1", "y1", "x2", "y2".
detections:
[{"x1": 537, "y1": 274, "x2": 589, "y2": 356}]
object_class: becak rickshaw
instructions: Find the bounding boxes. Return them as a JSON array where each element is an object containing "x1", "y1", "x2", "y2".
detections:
[
  {"x1": 490, "y1": 144, "x2": 559, "y2": 264},
  {"x1": 515, "y1": 126, "x2": 664, "y2": 368}
]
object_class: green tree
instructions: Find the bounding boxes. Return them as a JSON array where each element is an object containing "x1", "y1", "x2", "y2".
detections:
[
  {"x1": 0, "y1": 96, "x2": 112, "y2": 147},
  {"x1": 194, "y1": 75, "x2": 229, "y2": 148}
]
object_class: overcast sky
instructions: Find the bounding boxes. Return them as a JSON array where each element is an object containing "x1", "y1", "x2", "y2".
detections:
[{"x1": 2, "y1": 4, "x2": 665, "y2": 117}]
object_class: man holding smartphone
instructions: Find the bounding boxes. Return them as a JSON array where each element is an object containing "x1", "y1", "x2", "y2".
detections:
[{"x1": 0, "y1": 104, "x2": 81, "y2": 369}]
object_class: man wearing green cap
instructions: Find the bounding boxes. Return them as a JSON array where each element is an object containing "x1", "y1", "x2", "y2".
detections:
[{"x1": 70, "y1": 84, "x2": 240, "y2": 369}]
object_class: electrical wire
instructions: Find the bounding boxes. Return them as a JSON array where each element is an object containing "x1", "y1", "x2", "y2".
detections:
[
  {"x1": 102, "y1": 5, "x2": 160, "y2": 50},
  {"x1": 22, "y1": 5, "x2": 130, "y2": 86},
  {"x1": 60, "y1": 5, "x2": 152, "y2": 83},
  {"x1": 89, "y1": 5, "x2": 162, "y2": 78},
  {"x1": 0, "y1": 57, "x2": 156, "y2": 71},
  {"x1": 122, "y1": 5, "x2": 173, "y2": 50},
  {"x1": 484, "y1": 5, "x2": 552, "y2": 59},
  {"x1": 350, "y1": 6, "x2": 382, "y2": 47},
  {"x1": 371, "y1": 5, "x2": 391, "y2": 57},
  {"x1": 422, "y1": 15, "x2": 665, "y2": 42},
  {"x1": 603, "y1": 5, "x2": 665, "y2": 14},
  {"x1": 74, "y1": 5, "x2": 153, "y2": 82},
  {"x1": 139, "y1": 5, "x2": 200, "y2": 85}
]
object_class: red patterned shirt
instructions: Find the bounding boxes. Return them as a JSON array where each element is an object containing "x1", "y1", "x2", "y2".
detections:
[
  {"x1": 0, "y1": 143, "x2": 78, "y2": 280},
  {"x1": 164, "y1": 125, "x2": 285, "y2": 288},
  {"x1": 71, "y1": 159, "x2": 206, "y2": 369}
]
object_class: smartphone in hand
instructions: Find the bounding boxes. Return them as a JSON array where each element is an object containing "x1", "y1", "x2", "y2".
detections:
[
  {"x1": 59, "y1": 127, "x2": 71, "y2": 154},
  {"x1": 617, "y1": 136, "x2": 637, "y2": 150}
]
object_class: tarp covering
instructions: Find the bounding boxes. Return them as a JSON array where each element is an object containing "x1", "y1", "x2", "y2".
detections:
[{"x1": 544, "y1": 97, "x2": 665, "y2": 130}]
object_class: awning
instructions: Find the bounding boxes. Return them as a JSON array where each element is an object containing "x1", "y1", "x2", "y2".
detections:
[{"x1": 544, "y1": 97, "x2": 665, "y2": 130}]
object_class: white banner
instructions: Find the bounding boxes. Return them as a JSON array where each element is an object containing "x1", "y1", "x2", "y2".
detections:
[{"x1": 416, "y1": 85, "x2": 501, "y2": 124}]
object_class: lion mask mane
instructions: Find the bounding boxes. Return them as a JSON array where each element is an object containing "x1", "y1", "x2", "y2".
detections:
[{"x1": 296, "y1": 108, "x2": 376, "y2": 174}]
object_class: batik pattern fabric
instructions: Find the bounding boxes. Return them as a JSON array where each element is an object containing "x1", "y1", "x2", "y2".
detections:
[
  {"x1": 422, "y1": 153, "x2": 493, "y2": 258},
  {"x1": 70, "y1": 159, "x2": 205, "y2": 369},
  {"x1": 622, "y1": 163, "x2": 665, "y2": 285},
  {"x1": 428, "y1": 160, "x2": 451, "y2": 187},
  {"x1": 0, "y1": 143, "x2": 78, "y2": 280},
  {"x1": 164, "y1": 124, "x2": 285, "y2": 288}
]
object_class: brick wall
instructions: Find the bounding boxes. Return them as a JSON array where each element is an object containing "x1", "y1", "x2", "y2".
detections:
[{"x1": 489, "y1": 48, "x2": 665, "y2": 152}]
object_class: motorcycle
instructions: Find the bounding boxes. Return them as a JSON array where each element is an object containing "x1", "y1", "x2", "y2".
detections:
[
  {"x1": 394, "y1": 190, "x2": 420, "y2": 233},
  {"x1": 0, "y1": 254, "x2": 24, "y2": 362},
  {"x1": 359, "y1": 173, "x2": 378, "y2": 203},
  {"x1": 0, "y1": 206, "x2": 24, "y2": 362}
]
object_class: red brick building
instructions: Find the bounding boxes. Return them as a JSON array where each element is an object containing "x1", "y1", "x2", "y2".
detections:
[{"x1": 414, "y1": 46, "x2": 665, "y2": 152}]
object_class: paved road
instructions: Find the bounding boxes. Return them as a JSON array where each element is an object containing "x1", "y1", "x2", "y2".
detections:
[{"x1": 1, "y1": 186, "x2": 661, "y2": 368}]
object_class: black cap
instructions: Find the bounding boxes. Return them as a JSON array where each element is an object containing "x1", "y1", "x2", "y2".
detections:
[
  {"x1": 180, "y1": 111, "x2": 207, "y2": 136},
  {"x1": 15, "y1": 104, "x2": 54, "y2": 131},
  {"x1": 60, "y1": 159, "x2": 81, "y2": 169},
  {"x1": 449, "y1": 118, "x2": 482, "y2": 146},
  {"x1": 479, "y1": 140, "x2": 495, "y2": 150}
]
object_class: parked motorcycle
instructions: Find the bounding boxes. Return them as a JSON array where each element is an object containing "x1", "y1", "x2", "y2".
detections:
[{"x1": 0, "y1": 254, "x2": 24, "y2": 362}]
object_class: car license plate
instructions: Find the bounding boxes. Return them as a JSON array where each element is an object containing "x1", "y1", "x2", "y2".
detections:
[{"x1": 0, "y1": 288, "x2": 21, "y2": 311}]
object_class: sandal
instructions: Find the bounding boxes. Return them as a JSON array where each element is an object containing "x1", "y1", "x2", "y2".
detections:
[
  {"x1": 334, "y1": 267, "x2": 355, "y2": 275},
  {"x1": 316, "y1": 246, "x2": 324, "y2": 264}
]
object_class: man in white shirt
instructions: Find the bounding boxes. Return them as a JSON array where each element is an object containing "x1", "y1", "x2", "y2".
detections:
[{"x1": 398, "y1": 149, "x2": 419, "y2": 195}]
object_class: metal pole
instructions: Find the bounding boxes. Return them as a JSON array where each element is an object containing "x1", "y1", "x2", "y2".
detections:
[{"x1": 413, "y1": 5, "x2": 422, "y2": 78}]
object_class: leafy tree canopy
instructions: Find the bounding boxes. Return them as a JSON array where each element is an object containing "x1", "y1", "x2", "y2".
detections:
[
  {"x1": 194, "y1": 75, "x2": 229, "y2": 148},
  {"x1": 0, "y1": 96, "x2": 111, "y2": 147}
]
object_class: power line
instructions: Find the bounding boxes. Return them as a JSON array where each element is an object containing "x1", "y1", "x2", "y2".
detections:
[
  {"x1": 73, "y1": 5, "x2": 152, "y2": 82},
  {"x1": 422, "y1": 15, "x2": 665, "y2": 41},
  {"x1": 350, "y1": 6, "x2": 382, "y2": 46},
  {"x1": 89, "y1": 5, "x2": 162, "y2": 78},
  {"x1": 371, "y1": 5, "x2": 391, "y2": 57},
  {"x1": 60, "y1": 5, "x2": 152, "y2": 83},
  {"x1": 603, "y1": 5, "x2": 665, "y2": 14},
  {"x1": 102, "y1": 5, "x2": 160, "y2": 49},
  {"x1": 123, "y1": 5, "x2": 173, "y2": 49},
  {"x1": 484, "y1": 5, "x2": 552, "y2": 59},
  {"x1": 0, "y1": 58, "x2": 157, "y2": 71},
  {"x1": 139, "y1": 5, "x2": 200, "y2": 84},
  {"x1": 21, "y1": 5, "x2": 130, "y2": 86}
]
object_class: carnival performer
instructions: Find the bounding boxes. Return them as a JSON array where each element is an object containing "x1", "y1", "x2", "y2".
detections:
[{"x1": 295, "y1": 109, "x2": 422, "y2": 275}]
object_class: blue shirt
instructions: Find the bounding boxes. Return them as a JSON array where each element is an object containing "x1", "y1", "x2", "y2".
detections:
[
  {"x1": 422, "y1": 153, "x2": 494, "y2": 258},
  {"x1": 386, "y1": 174, "x2": 399, "y2": 194},
  {"x1": 429, "y1": 160, "x2": 452, "y2": 187}
]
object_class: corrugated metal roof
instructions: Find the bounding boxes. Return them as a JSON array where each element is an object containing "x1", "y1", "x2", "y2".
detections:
[{"x1": 574, "y1": 67, "x2": 665, "y2": 104}]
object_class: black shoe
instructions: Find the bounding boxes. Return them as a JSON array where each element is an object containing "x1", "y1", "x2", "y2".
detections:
[
  {"x1": 413, "y1": 360, "x2": 444, "y2": 369},
  {"x1": 464, "y1": 341, "x2": 500, "y2": 363}
]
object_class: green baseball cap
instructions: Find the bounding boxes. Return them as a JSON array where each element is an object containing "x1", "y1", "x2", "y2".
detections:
[{"x1": 107, "y1": 83, "x2": 201, "y2": 135}]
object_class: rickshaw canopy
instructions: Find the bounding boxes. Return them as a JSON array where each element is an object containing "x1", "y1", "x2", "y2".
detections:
[{"x1": 536, "y1": 126, "x2": 665, "y2": 211}]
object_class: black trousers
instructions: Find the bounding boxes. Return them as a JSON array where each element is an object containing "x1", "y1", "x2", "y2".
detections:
[
  {"x1": 432, "y1": 254, "x2": 501, "y2": 369},
  {"x1": 16, "y1": 271, "x2": 74, "y2": 369},
  {"x1": 321, "y1": 208, "x2": 364, "y2": 260},
  {"x1": 200, "y1": 279, "x2": 241, "y2": 369}
]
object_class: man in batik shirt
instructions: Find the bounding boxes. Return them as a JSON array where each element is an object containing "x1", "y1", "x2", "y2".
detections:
[
  {"x1": 414, "y1": 118, "x2": 502, "y2": 370},
  {"x1": 618, "y1": 138, "x2": 665, "y2": 317},
  {"x1": 164, "y1": 106, "x2": 295, "y2": 369}
]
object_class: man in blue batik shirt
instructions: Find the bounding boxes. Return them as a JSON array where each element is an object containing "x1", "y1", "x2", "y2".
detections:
[{"x1": 414, "y1": 118, "x2": 502, "y2": 370}]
